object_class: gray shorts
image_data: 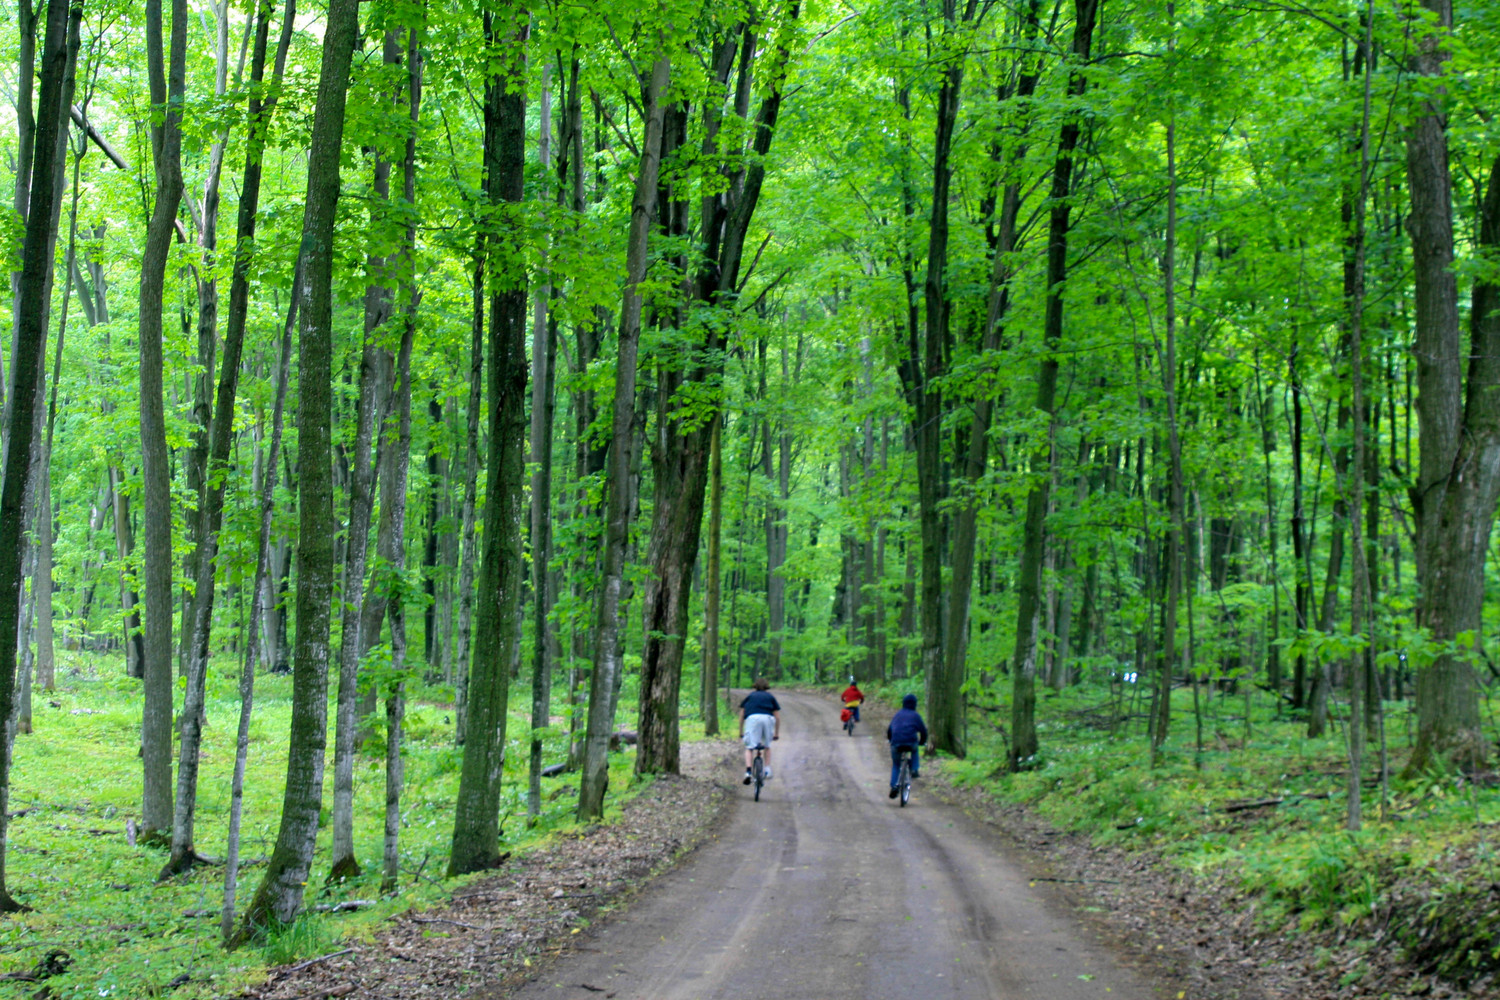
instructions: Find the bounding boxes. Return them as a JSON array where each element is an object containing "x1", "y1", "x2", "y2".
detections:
[{"x1": 743, "y1": 713, "x2": 775, "y2": 749}]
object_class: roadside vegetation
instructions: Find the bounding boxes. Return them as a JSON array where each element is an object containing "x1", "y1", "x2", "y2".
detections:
[
  {"x1": 0, "y1": 655, "x2": 660, "y2": 1000},
  {"x1": 932, "y1": 679, "x2": 1500, "y2": 991}
]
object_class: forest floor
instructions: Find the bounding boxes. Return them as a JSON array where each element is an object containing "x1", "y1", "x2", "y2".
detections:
[
  {"x1": 0, "y1": 658, "x2": 677, "y2": 1000},
  {"x1": 914, "y1": 679, "x2": 1500, "y2": 1000},
  {"x1": 239, "y1": 736, "x2": 739, "y2": 1000}
]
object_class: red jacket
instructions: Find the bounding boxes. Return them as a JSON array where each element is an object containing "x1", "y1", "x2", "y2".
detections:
[{"x1": 841, "y1": 684, "x2": 865, "y2": 705}]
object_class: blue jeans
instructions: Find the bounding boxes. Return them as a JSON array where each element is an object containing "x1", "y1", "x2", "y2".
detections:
[
  {"x1": 890, "y1": 744, "x2": 919, "y2": 787},
  {"x1": 847, "y1": 705, "x2": 861, "y2": 722}
]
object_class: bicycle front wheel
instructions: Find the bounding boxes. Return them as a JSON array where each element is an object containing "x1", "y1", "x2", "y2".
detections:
[{"x1": 753, "y1": 755, "x2": 764, "y2": 801}]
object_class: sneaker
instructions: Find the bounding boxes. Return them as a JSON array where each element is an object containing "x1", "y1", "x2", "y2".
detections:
[
  {"x1": 910, "y1": 773, "x2": 919, "y2": 780},
  {"x1": 763, "y1": 768, "x2": 772, "y2": 781},
  {"x1": 889, "y1": 786, "x2": 898, "y2": 799},
  {"x1": 743, "y1": 770, "x2": 752, "y2": 785}
]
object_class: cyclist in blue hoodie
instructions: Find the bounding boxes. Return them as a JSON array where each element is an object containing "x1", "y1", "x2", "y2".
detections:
[{"x1": 886, "y1": 693, "x2": 929, "y2": 798}]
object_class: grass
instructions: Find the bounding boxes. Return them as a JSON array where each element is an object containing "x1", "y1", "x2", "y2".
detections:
[
  {"x1": 937, "y1": 676, "x2": 1500, "y2": 946},
  {"x1": 0, "y1": 651, "x2": 660, "y2": 999}
]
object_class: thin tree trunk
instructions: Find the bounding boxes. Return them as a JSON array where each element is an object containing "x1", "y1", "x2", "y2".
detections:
[
  {"x1": 328, "y1": 25, "x2": 403, "y2": 884},
  {"x1": 167, "y1": 0, "x2": 295, "y2": 878},
  {"x1": 454, "y1": 233, "x2": 483, "y2": 746},
  {"x1": 136, "y1": 0, "x2": 189, "y2": 843},
  {"x1": 578, "y1": 51, "x2": 670, "y2": 821},
  {"x1": 222, "y1": 254, "x2": 297, "y2": 943},
  {"x1": 381, "y1": 153, "x2": 419, "y2": 888},
  {"x1": 1010, "y1": 0, "x2": 1098, "y2": 771},
  {"x1": 702, "y1": 414, "x2": 722, "y2": 735},
  {"x1": 527, "y1": 59, "x2": 556, "y2": 824}
]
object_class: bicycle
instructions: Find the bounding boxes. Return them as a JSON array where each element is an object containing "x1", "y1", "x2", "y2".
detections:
[
  {"x1": 842, "y1": 705, "x2": 858, "y2": 737},
  {"x1": 893, "y1": 745, "x2": 915, "y2": 807},
  {"x1": 750, "y1": 743, "x2": 768, "y2": 801}
]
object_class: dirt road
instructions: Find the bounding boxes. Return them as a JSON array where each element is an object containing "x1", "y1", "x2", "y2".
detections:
[{"x1": 507, "y1": 692, "x2": 1166, "y2": 1000}]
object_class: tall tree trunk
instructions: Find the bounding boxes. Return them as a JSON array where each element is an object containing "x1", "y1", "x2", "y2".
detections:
[
  {"x1": 454, "y1": 231, "x2": 484, "y2": 746},
  {"x1": 328, "y1": 25, "x2": 403, "y2": 883},
  {"x1": 448, "y1": 6, "x2": 528, "y2": 875},
  {"x1": 382, "y1": 17, "x2": 422, "y2": 887},
  {"x1": 527, "y1": 59, "x2": 557, "y2": 824},
  {"x1": 702, "y1": 414, "x2": 723, "y2": 735},
  {"x1": 167, "y1": 0, "x2": 295, "y2": 878},
  {"x1": 0, "y1": 0, "x2": 78, "y2": 912},
  {"x1": 232, "y1": 0, "x2": 359, "y2": 940},
  {"x1": 136, "y1": 0, "x2": 188, "y2": 842},
  {"x1": 578, "y1": 51, "x2": 670, "y2": 821},
  {"x1": 1153, "y1": 12, "x2": 1186, "y2": 756},
  {"x1": 906, "y1": 0, "x2": 979, "y2": 757},
  {"x1": 945, "y1": 2, "x2": 1041, "y2": 703},
  {"x1": 222, "y1": 250, "x2": 297, "y2": 943},
  {"x1": 1403, "y1": 0, "x2": 1496, "y2": 773},
  {"x1": 636, "y1": 6, "x2": 798, "y2": 775},
  {"x1": 1009, "y1": 0, "x2": 1098, "y2": 771}
]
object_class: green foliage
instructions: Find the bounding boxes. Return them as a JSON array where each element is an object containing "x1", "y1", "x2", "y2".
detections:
[{"x1": 0, "y1": 657, "x2": 655, "y2": 999}]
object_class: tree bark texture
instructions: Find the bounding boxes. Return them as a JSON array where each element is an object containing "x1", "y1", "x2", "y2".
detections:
[
  {"x1": 0, "y1": 0, "x2": 77, "y2": 913},
  {"x1": 1009, "y1": 0, "x2": 1097, "y2": 771},
  {"x1": 233, "y1": 0, "x2": 359, "y2": 939},
  {"x1": 578, "y1": 51, "x2": 670, "y2": 821},
  {"x1": 449, "y1": 6, "x2": 528, "y2": 875}
]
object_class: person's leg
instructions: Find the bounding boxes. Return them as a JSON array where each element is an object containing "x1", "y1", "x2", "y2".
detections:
[
  {"x1": 852, "y1": 706, "x2": 860, "y2": 722},
  {"x1": 911, "y1": 746, "x2": 920, "y2": 778},
  {"x1": 889, "y1": 745, "x2": 901, "y2": 788}
]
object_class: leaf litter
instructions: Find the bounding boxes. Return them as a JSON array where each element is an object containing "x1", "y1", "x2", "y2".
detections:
[{"x1": 239, "y1": 738, "x2": 736, "y2": 1000}]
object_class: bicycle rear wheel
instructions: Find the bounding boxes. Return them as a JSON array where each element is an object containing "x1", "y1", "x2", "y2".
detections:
[
  {"x1": 752, "y1": 754, "x2": 764, "y2": 801},
  {"x1": 898, "y1": 758, "x2": 911, "y2": 807}
]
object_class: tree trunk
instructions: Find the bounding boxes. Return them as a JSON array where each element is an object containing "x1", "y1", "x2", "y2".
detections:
[
  {"x1": 135, "y1": 0, "x2": 189, "y2": 843},
  {"x1": 231, "y1": 0, "x2": 359, "y2": 940},
  {"x1": 702, "y1": 414, "x2": 723, "y2": 735},
  {"x1": 945, "y1": 3, "x2": 1040, "y2": 702},
  {"x1": 578, "y1": 51, "x2": 670, "y2": 821},
  {"x1": 449, "y1": 7, "x2": 529, "y2": 875},
  {"x1": 166, "y1": 0, "x2": 294, "y2": 879},
  {"x1": 328, "y1": 25, "x2": 404, "y2": 883},
  {"x1": 527, "y1": 60, "x2": 557, "y2": 824},
  {"x1": 222, "y1": 236, "x2": 297, "y2": 944},
  {"x1": 0, "y1": 0, "x2": 78, "y2": 912},
  {"x1": 1010, "y1": 0, "x2": 1098, "y2": 771},
  {"x1": 454, "y1": 232, "x2": 484, "y2": 746},
  {"x1": 636, "y1": 6, "x2": 798, "y2": 776},
  {"x1": 1403, "y1": 0, "x2": 1495, "y2": 773}
]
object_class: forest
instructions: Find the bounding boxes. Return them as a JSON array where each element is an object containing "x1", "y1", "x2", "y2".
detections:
[{"x1": 4, "y1": 0, "x2": 1500, "y2": 993}]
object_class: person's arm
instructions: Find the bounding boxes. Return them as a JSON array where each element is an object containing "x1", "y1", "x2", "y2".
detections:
[{"x1": 772, "y1": 709, "x2": 780, "y2": 739}]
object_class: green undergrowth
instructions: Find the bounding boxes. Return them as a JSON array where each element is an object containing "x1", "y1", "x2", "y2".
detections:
[
  {"x1": 0, "y1": 653, "x2": 665, "y2": 999},
  {"x1": 939, "y1": 680, "x2": 1500, "y2": 986}
]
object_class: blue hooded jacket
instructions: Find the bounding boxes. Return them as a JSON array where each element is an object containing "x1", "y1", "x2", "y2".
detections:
[{"x1": 887, "y1": 694, "x2": 928, "y2": 747}]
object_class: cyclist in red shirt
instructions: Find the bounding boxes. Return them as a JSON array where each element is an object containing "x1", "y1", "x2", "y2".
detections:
[{"x1": 840, "y1": 676, "x2": 865, "y2": 723}]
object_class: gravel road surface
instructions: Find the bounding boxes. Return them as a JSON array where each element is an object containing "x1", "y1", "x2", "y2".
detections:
[{"x1": 507, "y1": 691, "x2": 1166, "y2": 1000}]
